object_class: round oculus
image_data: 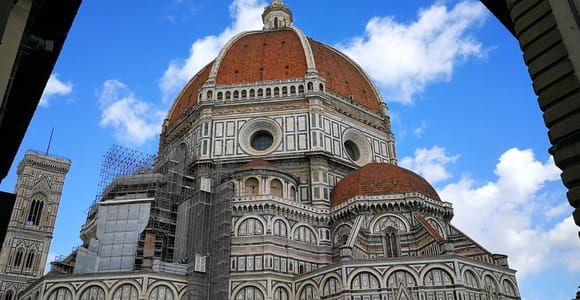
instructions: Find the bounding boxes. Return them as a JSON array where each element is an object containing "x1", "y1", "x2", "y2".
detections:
[
  {"x1": 344, "y1": 140, "x2": 360, "y2": 161},
  {"x1": 250, "y1": 130, "x2": 274, "y2": 151}
]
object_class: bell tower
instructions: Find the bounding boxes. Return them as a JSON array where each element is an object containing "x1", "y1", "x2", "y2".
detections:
[
  {"x1": 0, "y1": 151, "x2": 71, "y2": 298},
  {"x1": 262, "y1": 0, "x2": 293, "y2": 30}
]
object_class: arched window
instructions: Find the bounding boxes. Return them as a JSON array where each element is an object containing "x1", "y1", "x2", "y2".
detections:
[
  {"x1": 241, "y1": 90, "x2": 247, "y2": 99},
  {"x1": 387, "y1": 270, "x2": 416, "y2": 288},
  {"x1": 150, "y1": 285, "x2": 174, "y2": 300},
  {"x1": 383, "y1": 226, "x2": 400, "y2": 258},
  {"x1": 273, "y1": 219, "x2": 287, "y2": 237},
  {"x1": 24, "y1": 251, "x2": 35, "y2": 269},
  {"x1": 270, "y1": 179, "x2": 283, "y2": 197},
  {"x1": 323, "y1": 277, "x2": 341, "y2": 296},
  {"x1": 307, "y1": 82, "x2": 314, "y2": 91},
  {"x1": 289, "y1": 186, "x2": 296, "y2": 201},
  {"x1": 245, "y1": 178, "x2": 259, "y2": 195},
  {"x1": 257, "y1": 89, "x2": 263, "y2": 97},
  {"x1": 238, "y1": 218, "x2": 264, "y2": 236},
  {"x1": 27, "y1": 193, "x2": 45, "y2": 226},
  {"x1": 225, "y1": 91, "x2": 231, "y2": 100},
  {"x1": 351, "y1": 272, "x2": 380, "y2": 290},
  {"x1": 298, "y1": 85, "x2": 304, "y2": 94},
  {"x1": 319, "y1": 83, "x2": 324, "y2": 91},
  {"x1": 299, "y1": 284, "x2": 316, "y2": 300},
  {"x1": 249, "y1": 89, "x2": 255, "y2": 98},
  {"x1": 266, "y1": 88, "x2": 272, "y2": 97},
  {"x1": 290, "y1": 86, "x2": 296, "y2": 94},
  {"x1": 48, "y1": 287, "x2": 73, "y2": 300},
  {"x1": 463, "y1": 271, "x2": 481, "y2": 300},
  {"x1": 79, "y1": 286, "x2": 105, "y2": 300},
  {"x1": 274, "y1": 17, "x2": 279, "y2": 29},
  {"x1": 112, "y1": 284, "x2": 139, "y2": 300},
  {"x1": 4, "y1": 290, "x2": 14, "y2": 300},
  {"x1": 424, "y1": 269, "x2": 453, "y2": 286},
  {"x1": 484, "y1": 275, "x2": 499, "y2": 299},
  {"x1": 206, "y1": 91, "x2": 213, "y2": 100},
  {"x1": 273, "y1": 87, "x2": 280, "y2": 96},
  {"x1": 273, "y1": 287, "x2": 288, "y2": 300},
  {"x1": 13, "y1": 248, "x2": 24, "y2": 267},
  {"x1": 282, "y1": 86, "x2": 288, "y2": 95},
  {"x1": 293, "y1": 226, "x2": 317, "y2": 244},
  {"x1": 233, "y1": 90, "x2": 239, "y2": 99},
  {"x1": 464, "y1": 270, "x2": 479, "y2": 289},
  {"x1": 235, "y1": 286, "x2": 264, "y2": 300},
  {"x1": 217, "y1": 92, "x2": 223, "y2": 100},
  {"x1": 503, "y1": 280, "x2": 517, "y2": 297}
]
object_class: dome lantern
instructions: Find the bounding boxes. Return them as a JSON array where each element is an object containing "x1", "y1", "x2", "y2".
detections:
[{"x1": 262, "y1": 0, "x2": 293, "y2": 30}]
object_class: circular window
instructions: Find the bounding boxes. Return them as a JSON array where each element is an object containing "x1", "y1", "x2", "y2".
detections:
[
  {"x1": 342, "y1": 128, "x2": 372, "y2": 166},
  {"x1": 344, "y1": 141, "x2": 360, "y2": 161},
  {"x1": 239, "y1": 118, "x2": 282, "y2": 155},
  {"x1": 251, "y1": 131, "x2": 273, "y2": 151}
]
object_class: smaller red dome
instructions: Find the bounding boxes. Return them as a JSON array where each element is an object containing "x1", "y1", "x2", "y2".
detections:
[{"x1": 331, "y1": 163, "x2": 440, "y2": 206}]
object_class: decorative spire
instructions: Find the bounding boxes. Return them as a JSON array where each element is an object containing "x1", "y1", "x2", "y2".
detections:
[{"x1": 262, "y1": 0, "x2": 293, "y2": 30}]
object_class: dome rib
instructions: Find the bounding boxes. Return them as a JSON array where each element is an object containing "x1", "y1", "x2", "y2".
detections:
[
  {"x1": 331, "y1": 163, "x2": 441, "y2": 207},
  {"x1": 215, "y1": 29, "x2": 308, "y2": 85},
  {"x1": 166, "y1": 61, "x2": 213, "y2": 125},
  {"x1": 308, "y1": 39, "x2": 383, "y2": 113}
]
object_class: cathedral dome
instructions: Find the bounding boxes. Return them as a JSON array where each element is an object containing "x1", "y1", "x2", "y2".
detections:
[
  {"x1": 166, "y1": 7, "x2": 384, "y2": 127},
  {"x1": 331, "y1": 163, "x2": 441, "y2": 207}
]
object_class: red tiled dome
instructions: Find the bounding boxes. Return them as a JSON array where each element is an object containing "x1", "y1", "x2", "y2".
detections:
[
  {"x1": 166, "y1": 29, "x2": 383, "y2": 127},
  {"x1": 331, "y1": 163, "x2": 441, "y2": 207}
]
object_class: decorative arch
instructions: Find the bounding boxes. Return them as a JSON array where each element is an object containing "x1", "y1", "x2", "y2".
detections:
[
  {"x1": 112, "y1": 283, "x2": 139, "y2": 300},
  {"x1": 12, "y1": 247, "x2": 24, "y2": 267},
  {"x1": 350, "y1": 271, "x2": 381, "y2": 290},
  {"x1": 148, "y1": 284, "x2": 176, "y2": 300},
  {"x1": 419, "y1": 264, "x2": 456, "y2": 285},
  {"x1": 291, "y1": 224, "x2": 318, "y2": 245},
  {"x1": 27, "y1": 193, "x2": 46, "y2": 226},
  {"x1": 272, "y1": 285, "x2": 290, "y2": 300},
  {"x1": 502, "y1": 279, "x2": 517, "y2": 297},
  {"x1": 483, "y1": 274, "x2": 499, "y2": 292},
  {"x1": 322, "y1": 275, "x2": 341, "y2": 296},
  {"x1": 425, "y1": 217, "x2": 446, "y2": 238},
  {"x1": 296, "y1": 283, "x2": 317, "y2": 300},
  {"x1": 370, "y1": 214, "x2": 409, "y2": 233},
  {"x1": 386, "y1": 269, "x2": 417, "y2": 288},
  {"x1": 272, "y1": 217, "x2": 289, "y2": 237},
  {"x1": 236, "y1": 216, "x2": 265, "y2": 236},
  {"x1": 78, "y1": 285, "x2": 106, "y2": 300},
  {"x1": 232, "y1": 284, "x2": 266, "y2": 300},
  {"x1": 4, "y1": 290, "x2": 14, "y2": 300},
  {"x1": 332, "y1": 223, "x2": 352, "y2": 245},
  {"x1": 269, "y1": 178, "x2": 283, "y2": 198},
  {"x1": 422, "y1": 268, "x2": 454, "y2": 286},
  {"x1": 24, "y1": 249, "x2": 35, "y2": 269},
  {"x1": 462, "y1": 269, "x2": 480, "y2": 289},
  {"x1": 45, "y1": 285, "x2": 74, "y2": 300},
  {"x1": 244, "y1": 177, "x2": 260, "y2": 195}
]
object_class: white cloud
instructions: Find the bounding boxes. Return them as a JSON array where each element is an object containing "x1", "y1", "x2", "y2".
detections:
[
  {"x1": 545, "y1": 202, "x2": 570, "y2": 219},
  {"x1": 432, "y1": 148, "x2": 579, "y2": 277},
  {"x1": 98, "y1": 80, "x2": 165, "y2": 146},
  {"x1": 338, "y1": 1, "x2": 486, "y2": 103},
  {"x1": 160, "y1": 0, "x2": 266, "y2": 101},
  {"x1": 400, "y1": 146, "x2": 459, "y2": 184},
  {"x1": 40, "y1": 74, "x2": 73, "y2": 107},
  {"x1": 412, "y1": 121, "x2": 427, "y2": 138}
]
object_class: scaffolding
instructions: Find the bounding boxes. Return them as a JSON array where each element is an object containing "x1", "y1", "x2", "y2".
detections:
[
  {"x1": 94, "y1": 145, "x2": 156, "y2": 203},
  {"x1": 179, "y1": 162, "x2": 233, "y2": 300}
]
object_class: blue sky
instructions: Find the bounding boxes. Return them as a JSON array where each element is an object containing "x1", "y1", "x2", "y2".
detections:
[{"x1": 1, "y1": 0, "x2": 579, "y2": 298}]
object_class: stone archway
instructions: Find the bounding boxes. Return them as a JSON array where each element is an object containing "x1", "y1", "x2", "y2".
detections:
[{"x1": 482, "y1": 0, "x2": 580, "y2": 229}]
